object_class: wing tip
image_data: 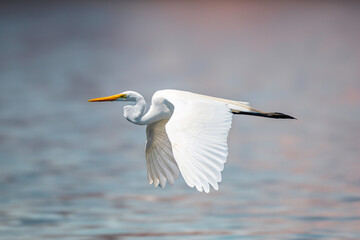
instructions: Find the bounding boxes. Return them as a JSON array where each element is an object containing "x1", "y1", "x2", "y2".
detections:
[{"x1": 190, "y1": 180, "x2": 221, "y2": 193}]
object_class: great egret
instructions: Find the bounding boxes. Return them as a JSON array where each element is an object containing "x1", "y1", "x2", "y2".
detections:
[{"x1": 88, "y1": 90, "x2": 295, "y2": 193}]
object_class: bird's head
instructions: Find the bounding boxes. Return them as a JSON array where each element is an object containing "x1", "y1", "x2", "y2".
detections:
[
  {"x1": 88, "y1": 91, "x2": 146, "y2": 124},
  {"x1": 88, "y1": 91, "x2": 141, "y2": 102}
]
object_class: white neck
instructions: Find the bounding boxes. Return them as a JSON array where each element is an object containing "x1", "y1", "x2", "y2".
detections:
[
  {"x1": 123, "y1": 93, "x2": 170, "y2": 125},
  {"x1": 123, "y1": 96, "x2": 146, "y2": 125}
]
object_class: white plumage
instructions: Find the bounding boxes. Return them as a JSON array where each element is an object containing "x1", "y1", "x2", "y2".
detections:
[
  {"x1": 145, "y1": 119, "x2": 179, "y2": 188},
  {"x1": 89, "y1": 89, "x2": 295, "y2": 193}
]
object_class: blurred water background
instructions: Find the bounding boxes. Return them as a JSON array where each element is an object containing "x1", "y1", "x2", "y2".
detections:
[{"x1": 1, "y1": 1, "x2": 360, "y2": 239}]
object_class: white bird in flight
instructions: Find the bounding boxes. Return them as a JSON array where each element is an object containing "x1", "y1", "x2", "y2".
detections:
[{"x1": 88, "y1": 89, "x2": 295, "y2": 193}]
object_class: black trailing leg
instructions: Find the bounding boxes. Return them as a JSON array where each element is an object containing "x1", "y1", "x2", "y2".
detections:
[{"x1": 232, "y1": 109, "x2": 296, "y2": 119}]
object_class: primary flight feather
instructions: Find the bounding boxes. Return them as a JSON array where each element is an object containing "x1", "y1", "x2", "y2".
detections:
[{"x1": 88, "y1": 89, "x2": 295, "y2": 193}]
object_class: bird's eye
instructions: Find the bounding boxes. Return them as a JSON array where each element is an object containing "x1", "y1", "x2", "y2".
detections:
[{"x1": 119, "y1": 94, "x2": 127, "y2": 99}]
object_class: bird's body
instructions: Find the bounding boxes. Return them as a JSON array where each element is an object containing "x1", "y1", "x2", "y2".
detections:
[{"x1": 89, "y1": 89, "x2": 294, "y2": 193}]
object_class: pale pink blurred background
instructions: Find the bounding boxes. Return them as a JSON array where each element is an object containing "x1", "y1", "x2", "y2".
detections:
[{"x1": 0, "y1": 1, "x2": 359, "y2": 239}]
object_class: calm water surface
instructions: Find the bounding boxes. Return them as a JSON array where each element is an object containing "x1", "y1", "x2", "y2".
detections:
[{"x1": 0, "y1": 2, "x2": 360, "y2": 240}]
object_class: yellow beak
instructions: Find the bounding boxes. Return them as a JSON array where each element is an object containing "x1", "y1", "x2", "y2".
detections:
[{"x1": 88, "y1": 93, "x2": 127, "y2": 102}]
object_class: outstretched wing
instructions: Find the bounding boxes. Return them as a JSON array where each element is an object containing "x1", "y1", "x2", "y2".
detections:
[
  {"x1": 145, "y1": 119, "x2": 180, "y2": 188},
  {"x1": 164, "y1": 92, "x2": 233, "y2": 193}
]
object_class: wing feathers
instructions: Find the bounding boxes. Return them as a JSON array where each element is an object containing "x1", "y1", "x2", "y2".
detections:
[
  {"x1": 164, "y1": 91, "x2": 233, "y2": 193},
  {"x1": 145, "y1": 90, "x2": 242, "y2": 192},
  {"x1": 151, "y1": 150, "x2": 168, "y2": 188},
  {"x1": 145, "y1": 120, "x2": 179, "y2": 188},
  {"x1": 190, "y1": 153, "x2": 220, "y2": 189},
  {"x1": 154, "y1": 147, "x2": 175, "y2": 185}
]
